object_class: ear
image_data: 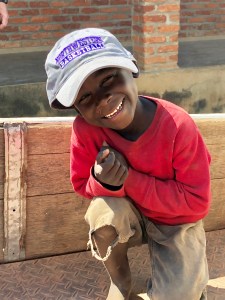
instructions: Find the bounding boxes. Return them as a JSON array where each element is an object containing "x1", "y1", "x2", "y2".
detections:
[{"x1": 132, "y1": 61, "x2": 140, "y2": 78}]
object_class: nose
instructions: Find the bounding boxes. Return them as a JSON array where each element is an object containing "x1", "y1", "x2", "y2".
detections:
[
  {"x1": 95, "y1": 91, "x2": 112, "y2": 116},
  {"x1": 96, "y1": 91, "x2": 112, "y2": 107}
]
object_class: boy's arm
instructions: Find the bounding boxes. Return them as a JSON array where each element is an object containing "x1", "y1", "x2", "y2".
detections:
[
  {"x1": 70, "y1": 127, "x2": 125, "y2": 199},
  {"x1": 124, "y1": 121, "x2": 211, "y2": 222}
]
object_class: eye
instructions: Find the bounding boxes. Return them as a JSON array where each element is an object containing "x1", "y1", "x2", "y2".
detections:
[
  {"x1": 101, "y1": 71, "x2": 118, "y2": 87},
  {"x1": 78, "y1": 93, "x2": 91, "y2": 105}
]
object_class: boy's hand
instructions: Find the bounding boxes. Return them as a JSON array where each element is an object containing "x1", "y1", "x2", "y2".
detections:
[
  {"x1": 0, "y1": 3, "x2": 9, "y2": 30},
  {"x1": 94, "y1": 142, "x2": 129, "y2": 187}
]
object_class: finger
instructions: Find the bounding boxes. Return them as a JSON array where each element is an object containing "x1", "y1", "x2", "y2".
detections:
[
  {"x1": 0, "y1": 16, "x2": 8, "y2": 29},
  {"x1": 100, "y1": 156, "x2": 122, "y2": 186},
  {"x1": 119, "y1": 167, "x2": 129, "y2": 184},
  {"x1": 102, "y1": 141, "x2": 109, "y2": 147},
  {"x1": 94, "y1": 152, "x2": 115, "y2": 179},
  {"x1": 113, "y1": 165, "x2": 128, "y2": 185},
  {"x1": 96, "y1": 148, "x2": 110, "y2": 164},
  {"x1": 94, "y1": 161, "x2": 103, "y2": 175}
]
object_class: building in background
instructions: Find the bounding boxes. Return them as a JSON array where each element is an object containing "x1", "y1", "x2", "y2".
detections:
[{"x1": 0, "y1": 0, "x2": 225, "y2": 116}]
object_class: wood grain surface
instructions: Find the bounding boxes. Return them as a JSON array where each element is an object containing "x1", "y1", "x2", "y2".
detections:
[{"x1": 0, "y1": 117, "x2": 224, "y2": 261}]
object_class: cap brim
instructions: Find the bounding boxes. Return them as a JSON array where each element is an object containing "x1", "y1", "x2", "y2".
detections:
[{"x1": 56, "y1": 56, "x2": 138, "y2": 107}]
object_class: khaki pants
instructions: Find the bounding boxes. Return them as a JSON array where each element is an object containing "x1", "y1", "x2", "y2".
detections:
[{"x1": 85, "y1": 196, "x2": 208, "y2": 300}]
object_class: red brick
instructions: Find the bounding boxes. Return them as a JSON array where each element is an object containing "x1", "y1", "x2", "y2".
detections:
[
  {"x1": 81, "y1": 7, "x2": 99, "y2": 13},
  {"x1": 10, "y1": 17, "x2": 29, "y2": 24},
  {"x1": 41, "y1": 8, "x2": 61, "y2": 15},
  {"x1": 142, "y1": 25, "x2": 155, "y2": 33},
  {"x1": 216, "y1": 23, "x2": 225, "y2": 29},
  {"x1": 30, "y1": 16, "x2": 52, "y2": 23},
  {"x1": 0, "y1": 35, "x2": 9, "y2": 41},
  {"x1": 189, "y1": 17, "x2": 205, "y2": 23},
  {"x1": 20, "y1": 9, "x2": 39, "y2": 16},
  {"x1": 158, "y1": 44, "x2": 178, "y2": 53},
  {"x1": 0, "y1": 41, "x2": 21, "y2": 48},
  {"x1": 29, "y1": 2, "x2": 49, "y2": 8},
  {"x1": 134, "y1": 45, "x2": 155, "y2": 55},
  {"x1": 169, "y1": 14, "x2": 180, "y2": 22},
  {"x1": 82, "y1": 22, "x2": 99, "y2": 28},
  {"x1": 62, "y1": 8, "x2": 79, "y2": 14},
  {"x1": 11, "y1": 33, "x2": 30, "y2": 40},
  {"x1": 20, "y1": 24, "x2": 42, "y2": 32},
  {"x1": 62, "y1": 23, "x2": 79, "y2": 30},
  {"x1": 158, "y1": 4, "x2": 180, "y2": 12},
  {"x1": 21, "y1": 40, "x2": 44, "y2": 47},
  {"x1": 158, "y1": 25, "x2": 179, "y2": 33},
  {"x1": 169, "y1": 34, "x2": 178, "y2": 42},
  {"x1": 143, "y1": 15, "x2": 166, "y2": 23},
  {"x1": 195, "y1": 10, "x2": 212, "y2": 16},
  {"x1": 31, "y1": 32, "x2": 52, "y2": 39},
  {"x1": 145, "y1": 56, "x2": 167, "y2": 64},
  {"x1": 42, "y1": 24, "x2": 63, "y2": 31},
  {"x1": 4, "y1": 26, "x2": 19, "y2": 33},
  {"x1": 91, "y1": 14, "x2": 108, "y2": 21},
  {"x1": 72, "y1": 15, "x2": 90, "y2": 22},
  {"x1": 144, "y1": 36, "x2": 166, "y2": 43},
  {"x1": 91, "y1": 0, "x2": 109, "y2": 5},
  {"x1": 113, "y1": 14, "x2": 130, "y2": 20},
  {"x1": 53, "y1": 32, "x2": 65, "y2": 39},
  {"x1": 52, "y1": 16, "x2": 71, "y2": 22},
  {"x1": 168, "y1": 54, "x2": 178, "y2": 62},
  {"x1": 133, "y1": 4, "x2": 155, "y2": 13},
  {"x1": 110, "y1": 0, "x2": 127, "y2": 4},
  {"x1": 51, "y1": 1, "x2": 71, "y2": 7},
  {"x1": 8, "y1": 10, "x2": 19, "y2": 17},
  {"x1": 70, "y1": 0, "x2": 90, "y2": 5},
  {"x1": 9, "y1": 1, "x2": 28, "y2": 8}
]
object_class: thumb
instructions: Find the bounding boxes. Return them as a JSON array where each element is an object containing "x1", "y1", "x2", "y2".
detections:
[
  {"x1": 102, "y1": 141, "x2": 109, "y2": 147},
  {"x1": 97, "y1": 148, "x2": 110, "y2": 164}
]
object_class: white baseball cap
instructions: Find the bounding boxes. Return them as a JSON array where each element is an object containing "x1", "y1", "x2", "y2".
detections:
[{"x1": 45, "y1": 28, "x2": 138, "y2": 109}]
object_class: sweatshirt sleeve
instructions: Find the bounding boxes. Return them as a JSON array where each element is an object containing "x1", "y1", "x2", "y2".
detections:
[
  {"x1": 70, "y1": 121, "x2": 125, "y2": 199},
  {"x1": 124, "y1": 118, "x2": 211, "y2": 221}
]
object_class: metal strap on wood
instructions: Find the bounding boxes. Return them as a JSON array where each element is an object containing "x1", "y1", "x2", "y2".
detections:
[{"x1": 3, "y1": 122, "x2": 27, "y2": 262}]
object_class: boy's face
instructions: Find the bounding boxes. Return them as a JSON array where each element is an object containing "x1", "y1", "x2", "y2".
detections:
[{"x1": 74, "y1": 67, "x2": 138, "y2": 130}]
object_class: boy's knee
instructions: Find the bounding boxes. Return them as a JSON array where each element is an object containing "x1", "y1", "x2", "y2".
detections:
[{"x1": 93, "y1": 225, "x2": 117, "y2": 242}]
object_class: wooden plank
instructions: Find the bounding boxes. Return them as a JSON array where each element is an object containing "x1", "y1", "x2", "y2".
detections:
[
  {"x1": 27, "y1": 125, "x2": 71, "y2": 155},
  {"x1": 27, "y1": 153, "x2": 72, "y2": 197},
  {"x1": 24, "y1": 177, "x2": 225, "y2": 259},
  {"x1": 0, "y1": 159, "x2": 4, "y2": 200},
  {"x1": 0, "y1": 128, "x2": 4, "y2": 199},
  {"x1": 26, "y1": 142, "x2": 224, "y2": 198},
  {"x1": 208, "y1": 144, "x2": 225, "y2": 179},
  {"x1": 204, "y1": 178, "x2": 225, "y2": 231},
  {"x1": 0, "y1": 128, "x2": 4, "y2": 262},
  {"x1": 195, "y1": 118, "x2": 225, "y2": 145},
  {"x1": 25, "y1": 193, "x2": 90, "y2": 259},
  {"x1": 0, "y1": 128, "x2": 4, "y2": 157},
  {"x1": 0, "y1": 200, "x2": 4, "y2": 262}
]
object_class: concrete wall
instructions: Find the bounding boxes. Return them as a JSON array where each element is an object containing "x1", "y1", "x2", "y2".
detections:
[
  {"x1": 1, "y1": 65, "x2": 224, "y2": 118},
  {"x1": 137, "y1": 65, "x2": 225, "y2": 113}
]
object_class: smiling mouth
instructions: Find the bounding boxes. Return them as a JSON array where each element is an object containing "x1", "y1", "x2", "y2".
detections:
[{"x1": 104, "y1": 100, "x2": 123, "y2": 119}]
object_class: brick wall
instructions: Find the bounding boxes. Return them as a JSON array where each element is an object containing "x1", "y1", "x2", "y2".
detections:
[
  {"x1": 0, "y1": 0, "x2": 132, "y2": 49},
  {"x1": 0, "y1": 0, "x2": 224, "y2": 70},
  {"x1": 132, "y1": 0, "x2": 180, "y2": 71},
  {"x1": 180, "y1": 0, "x2": 225, "y2": 39}
]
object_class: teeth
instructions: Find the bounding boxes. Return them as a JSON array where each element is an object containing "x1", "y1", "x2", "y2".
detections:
[{"x1": 105, "y1": 101, "x2": 123, "y2": 118}]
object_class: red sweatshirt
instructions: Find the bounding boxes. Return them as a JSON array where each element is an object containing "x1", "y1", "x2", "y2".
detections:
[{"x1": 70, "y1": 97, "x2": 211, "y2": 225}]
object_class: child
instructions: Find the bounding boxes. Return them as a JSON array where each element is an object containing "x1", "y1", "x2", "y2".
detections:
[{"x1": 45, "y1": 28, "x2": 211, "y2": 300}]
